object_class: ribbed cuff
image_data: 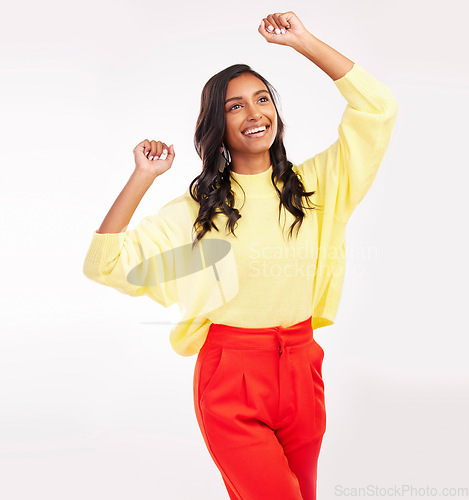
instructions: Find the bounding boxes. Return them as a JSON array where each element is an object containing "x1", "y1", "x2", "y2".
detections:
[
  {"x1": 85, "y1": 230, "x2": 128, "y2": 262},
  {"x1": 333, "y1": 62, "x2": 396, "y2": 113}
]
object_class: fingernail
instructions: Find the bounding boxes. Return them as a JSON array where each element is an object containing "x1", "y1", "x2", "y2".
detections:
[
  {"x1": 163, "y1": 149, "x2": 168, "y2": 154},
  {"x1": 281, "y1": 28, "x2": 286, "y2": 34},
  {"x1": 154, "y1": 156, "x2": 159, "y2": 160},
  {"x1": 268, "y1": 25, "x2": 274, "y2": 32},
  {"x1": 275, "y1": 28, "x2": 280, "y2": 34},
  {"x1": 149, "y1": 156, "x2": 153, "y2": 161}
]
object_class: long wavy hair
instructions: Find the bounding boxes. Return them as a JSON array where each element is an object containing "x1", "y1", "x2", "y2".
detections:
[{"x1": 189, "y1": 63, "x2": 321, "y2": 249}]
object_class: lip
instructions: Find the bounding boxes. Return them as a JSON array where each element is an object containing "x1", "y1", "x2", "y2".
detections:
[{"x1": 242, "y1": 125, "x2": 270, "y2": 139}]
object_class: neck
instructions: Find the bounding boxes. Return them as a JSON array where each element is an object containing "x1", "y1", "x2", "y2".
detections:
[{"x1": 229, "y1": 150, "x2": 271, "y2": 175}]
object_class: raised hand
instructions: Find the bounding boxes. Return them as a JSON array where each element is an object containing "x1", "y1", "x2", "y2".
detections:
[
  {"x1": 133, "y1": 139, "x2": 175, "y2": 179},
  {"x1": 258, "y1": 11, "x2": 309, "y2": 48}
]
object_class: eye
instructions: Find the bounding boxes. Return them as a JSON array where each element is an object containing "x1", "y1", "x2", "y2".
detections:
[{"x1": 227, "y1": 96, "x2": 269, "y2": 111}]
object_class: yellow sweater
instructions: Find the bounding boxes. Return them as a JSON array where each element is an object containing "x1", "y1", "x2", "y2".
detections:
[{"x1": 83, "y1": 62, "x2": 398, "y2": 357}]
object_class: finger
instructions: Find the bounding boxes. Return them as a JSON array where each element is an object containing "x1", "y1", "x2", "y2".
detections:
[
  {"x1": 262, "y1": 17, "x2": 275, "y2": 35},
  {"x1": 134, "y1": 140, "x2": 144, "y2": 155},
  {"x1": 152, "y1": 142, "x2": 168, "y2": 161},
  {"x1": 142, "y1": 139, "x2": 152, "y2": 157},
  {"x1": 266, "y1": 14, "x2": 281, "y2": 34},
  {"x1": 159, "y1": 143, "x2": 169, "y2": 161},
  {"x1": 147, "y1": 140, "x2": 157, "y2": 160},
  {"x1": 162, "y1": 144, "x2": 175, "y2": 163},
  {"x1": 258, "y1": 19, "x2": 264, "y2": 36},
  {"x1": 146, "y1": 140, "x2": 156, "y2": 161},
  {"x1": 152, "y1": 140, "x2": 167, "y2": 160},
  {"x1": 151, "y1": 141, "x2": 163, "y2": 160},
  {"x1": 278, "y1": 13, "x2": 291, "y2": 29},
  {"x1": 261, "y1": 18, "x2": 277, "y2": 40},
  {"x1": 135, "y1": 139, "x2": 147, "y2": 150},
  {"x1": 273, "y1": 12, "x2": 288, "y2": 33}
]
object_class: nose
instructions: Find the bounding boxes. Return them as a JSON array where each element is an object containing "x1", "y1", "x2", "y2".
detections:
[{"x1": 246, "y1": 103, "x2": 262, "y2": 121}]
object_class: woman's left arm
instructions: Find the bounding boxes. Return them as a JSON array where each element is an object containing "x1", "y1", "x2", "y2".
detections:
[
  {"x1": 258, "y1": 11, "x2": 354, "y2": 81},
  {"x1": 259, "y1": 12, "x2": 399, "y2": 224}
]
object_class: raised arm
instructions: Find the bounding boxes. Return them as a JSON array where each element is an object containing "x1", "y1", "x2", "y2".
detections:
[
  {"x1": 258, "y1": 11, "x2": 399, "y2": 224},
  {"x1": 83, "y1": 139, "x2": 179, "y2": 305},
  {"x1": 258, "y1": 11, "x2": 354, "y2": 81},
  {"x1": 97, "y1": 140, "x2": 175, "y2": 234}
]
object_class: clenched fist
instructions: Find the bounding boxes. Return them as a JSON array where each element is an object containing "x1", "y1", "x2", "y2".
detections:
[
  {"x1": 133, "y1": 139, "x2": 175, "y2": 179},
  {"x1": 258, "y1": 11, "x2": 309, "y2": 48}
]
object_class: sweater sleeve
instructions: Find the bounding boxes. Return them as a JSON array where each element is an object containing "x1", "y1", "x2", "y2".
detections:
[
  {"x1": 82, "y1": 210, "x2": 179, "y2": 308},
  {"x1": 297, "y1": 62, "x2": 399, "y2": 224}
]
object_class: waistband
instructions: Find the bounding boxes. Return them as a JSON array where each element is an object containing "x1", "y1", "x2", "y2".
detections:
[{"x1": 205, "y1": 316, "x2": 314, "y2": 350}]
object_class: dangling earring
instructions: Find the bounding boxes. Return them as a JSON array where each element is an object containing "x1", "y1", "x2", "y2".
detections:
[{"x1": 220, "y1": 141, "x2": 231, "y2": 172}]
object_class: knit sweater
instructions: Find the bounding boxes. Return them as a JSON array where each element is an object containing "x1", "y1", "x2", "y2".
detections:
[{"x1": 83, "y1": 62, "x2": 398, "y2": 357}]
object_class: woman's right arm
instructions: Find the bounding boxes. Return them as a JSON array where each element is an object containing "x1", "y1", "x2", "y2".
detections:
[
  {"x1": 97, "y1": 139, "x2": 175, "y2": 234},
  {"x1": 83, "y1": 139, "x2": 179, "y2": 306},
  {"x1": 97, "y1": 170, "x2": 155, "y2": 234}
]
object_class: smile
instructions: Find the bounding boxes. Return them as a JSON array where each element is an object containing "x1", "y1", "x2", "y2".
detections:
[{"x1": 242, "y1": 125, "x2": 270, "y2": 138}]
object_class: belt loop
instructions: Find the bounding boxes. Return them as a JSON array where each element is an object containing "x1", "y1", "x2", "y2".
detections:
[{"x1": 276, "y1": 326, "x2": 285, "y2": 355}]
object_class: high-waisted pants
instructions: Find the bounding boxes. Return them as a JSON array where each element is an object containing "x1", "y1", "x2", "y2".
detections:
[{"x1": 193, "y1": 315, "x2": 326, "y2": 500}]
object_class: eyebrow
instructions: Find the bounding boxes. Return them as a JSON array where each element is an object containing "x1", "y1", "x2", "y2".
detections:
[{"x1": 224, "y1": 89, "x2": 269, "y2": 105}]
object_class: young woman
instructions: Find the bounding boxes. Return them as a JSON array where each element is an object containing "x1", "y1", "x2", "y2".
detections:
[{"x1": 83, "y1": 11, "x2": 398, "y2": 500}]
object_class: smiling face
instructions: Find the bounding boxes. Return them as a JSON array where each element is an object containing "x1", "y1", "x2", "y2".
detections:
[{"x1": 223, "y1": 72, "x2": 278, "y2": 159}]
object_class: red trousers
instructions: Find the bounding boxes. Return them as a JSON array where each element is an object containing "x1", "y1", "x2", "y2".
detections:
[{"x1": 193, "y1": 315, "x2": 326, "y2": 500}]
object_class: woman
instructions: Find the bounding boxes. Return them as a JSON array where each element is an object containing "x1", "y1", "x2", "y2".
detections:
[{"x1": 83, "y1": 11, "x2": 398, "y2": 500}]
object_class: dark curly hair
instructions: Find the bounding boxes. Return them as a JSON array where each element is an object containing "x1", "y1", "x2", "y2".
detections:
[{"x1": 189, "y1": 63, "x2": 321, "y2": 249}]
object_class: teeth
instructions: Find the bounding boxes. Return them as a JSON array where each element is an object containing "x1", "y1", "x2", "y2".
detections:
[{"x1": 244, "y1": 126, "x2": 267, "y2": 135}]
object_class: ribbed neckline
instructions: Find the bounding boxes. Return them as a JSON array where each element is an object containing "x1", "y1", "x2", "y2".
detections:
[{"x1": 229, "y1": 165, "x2": 279, "y2": 199}]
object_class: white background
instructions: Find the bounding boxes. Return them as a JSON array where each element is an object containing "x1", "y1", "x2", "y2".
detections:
[{"x1": 1, "y1": 0, "x2": 468, "y2": 498}]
